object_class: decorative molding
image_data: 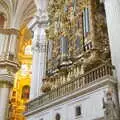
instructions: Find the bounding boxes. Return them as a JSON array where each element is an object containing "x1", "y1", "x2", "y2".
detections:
[
  {"x1": 25, "y1": 75, "x2": 116, "y2": 116},
  {"x1": 32, "y1": 41, "x2": 47, "y2": 53},
  {"x1": 0, "y1": 28, "x2": 20, "y2": 35},
  {"x1": 0, "y1": 59, "x2": 20, "y2": 72}
]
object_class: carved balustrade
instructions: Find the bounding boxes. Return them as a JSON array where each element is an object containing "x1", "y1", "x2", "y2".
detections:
[
  {"x1": 44, "y1": 0, "x2": 111, "y2": 95},
  {"x1": 26, "y1": 63, "x2": 114, "y2": 112}
]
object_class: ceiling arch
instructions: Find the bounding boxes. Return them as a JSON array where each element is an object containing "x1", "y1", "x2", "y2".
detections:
[{"x1": 0, "y1": 0, "x2": 37, "y2": 29}]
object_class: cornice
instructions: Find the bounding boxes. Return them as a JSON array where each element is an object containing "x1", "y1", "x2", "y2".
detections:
[
  {"x1": 25, "y1": 76, "x2": 116, "y2": 116},
  {"x1": 27, "y1": 13, "x2": 48, "y2": 31},
  {"x1": 0, "y1": 59, "x2": 20, "y2": 72},
  {"x1": 27, "y1": 16, "x2": 39, "y2": 30},
  {"x1": 0, "y1": 28, "x2": 20, "y2": 35}
]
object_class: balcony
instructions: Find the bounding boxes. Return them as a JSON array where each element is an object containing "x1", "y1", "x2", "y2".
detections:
[
  {"x1": 0, "y1": 28, "x2": 20, "y2": 71},
  {"x1": 26, "y1": 63, "x2": 115, "y2": 113}
]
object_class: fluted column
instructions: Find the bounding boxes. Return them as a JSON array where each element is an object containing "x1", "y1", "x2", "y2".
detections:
[
  {"x1": 30, "y1": 26, "x2": 47, "y2": 99},
  {"x1": 0, "y1": 29, "x2": 19, "y2": 60},
  {"x1": 103, "y1": 0, "x2": 120, "y2": 101},
  {"x1": 8, "y1": 34, "x2": 18, "y2": 57},
  {"x1": 30, "y1": 0, "x2": 48, "y2": 99},
  {"x1": 0, "y1": 29, "x2": 20, "y2": 120}
]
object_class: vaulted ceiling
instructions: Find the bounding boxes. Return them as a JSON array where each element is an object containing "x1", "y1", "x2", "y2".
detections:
[{"x1": 0, "y1": 0, "x2": 36, "y2": 28}]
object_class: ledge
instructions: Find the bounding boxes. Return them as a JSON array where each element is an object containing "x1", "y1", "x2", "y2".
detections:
[
  {"x1": 0, "y1": 59, "x2": 20, "y2": 71},
  {"x1": 25, "y1": 64, "x2": 116, "y2": 116},
  {"x1": 0, "y1": 28, "x2": 19, "y2": 35}
]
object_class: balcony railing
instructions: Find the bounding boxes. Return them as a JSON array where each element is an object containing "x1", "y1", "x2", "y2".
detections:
[{"x1": 26, "y1": 64, "x2": 114, "y2": 112}]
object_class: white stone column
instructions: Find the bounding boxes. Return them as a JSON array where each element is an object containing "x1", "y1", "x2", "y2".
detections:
[
  {"x1": 30, "y1": 25, "x2": 47, "y2": 99},
  {"x1": 29, "y1": 0, "x2": 48, "y2": 99},
  {"x1": 8, "y1": 34, "x2": 18, "y2": 55},
  {"x1": 30, "y1": 24, "x2": 48, "y2": 100},
  {"x1": 103, "y1": 0, "x2": 120, "y2": 101},
  {"x1": 0, "y1": 87, "x2": 10, "y2": 120}
]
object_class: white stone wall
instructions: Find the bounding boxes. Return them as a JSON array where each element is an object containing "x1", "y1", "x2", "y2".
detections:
[
  {"x1": 26, "y1": 87, "x2": 109, "y2": 120},
  {"x1": 104, "y1": 0, "x2": 120, "y2": 102}
]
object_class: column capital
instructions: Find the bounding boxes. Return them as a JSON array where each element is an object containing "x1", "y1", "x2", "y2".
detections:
[
  {"x1": 27, "y1": 16, "x2": 48, "y2": 32},
  {"x1": 28, "y1": 0, "x2": 48, "y2": 30},
  {"x1": 36, "y1": 9, "x2": 48, "y2": 24},
  {"x1": 32, "y1": 41, "x2": 47, "y2": 53}
]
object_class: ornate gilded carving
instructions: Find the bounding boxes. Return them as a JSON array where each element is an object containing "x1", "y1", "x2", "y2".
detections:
[
  {"x1": 46, "y1": 0, "x2": 89, "y2": 41},
  {"x1": 41, "y1": 77, "x2": 52, "y2": 92},
  {"x1": 43, "y1": 0, "x2": 111, "y2": 92},
  {"x1": 0, "y1": 28, "x2": 20, "y2": 35}
]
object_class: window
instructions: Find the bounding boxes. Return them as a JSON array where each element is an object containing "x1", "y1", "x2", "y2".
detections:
[
  {"x1": 60, "y1": 36, "x2": 68, "y2": 56},
  {"x1": 25, "y1": 45, "x2": 32, "y2": 55},
  {"x1": 40, "y1": 119, "x2": 43, "y2": 120},
  {"x1": 75, "y1": 106, "x2": 81, "y2": 116},
  {"x1": 82, "y1": 7, "x2": 90, "y2": 37},
  {"x1": 56, "y1": 113, "x2": 61, "y2": 120},
  {"x1": 0, "y1": 13, "x2": 5, "y2": 28}
]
